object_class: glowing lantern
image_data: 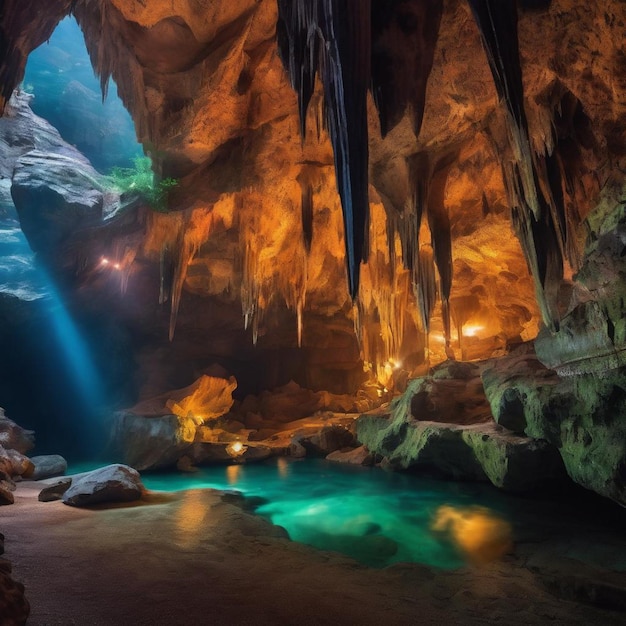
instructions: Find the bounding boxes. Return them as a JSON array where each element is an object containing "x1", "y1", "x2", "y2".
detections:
[{"x1": 226, "y1": 441, "x2": 247, "y2": 458}]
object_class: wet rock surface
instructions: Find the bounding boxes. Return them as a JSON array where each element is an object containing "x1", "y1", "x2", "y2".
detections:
[
  {"x1": 483, "y1": 350, "x2": 626, "y2": 506},
  {"x1": 357, "y1": 361, "x2": 566, "y2": 492},
  {"x1": 62, "y1": 464, "x2": 144, "y2": 507}
]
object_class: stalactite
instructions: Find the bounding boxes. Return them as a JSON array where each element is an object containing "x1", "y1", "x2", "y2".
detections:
[
  {"x1": 168, "y1": 211, "x2": 215, "y2": 341},
  {"x1": 276, "y1": 0, "x2": 321, "y2": 139},
  {"x1": 277, "y1": 0, "x2": 372, "y2": 300},
  {"x1": 503, "y1": 161, "x2": 562, "y2": 327},
  {"x1": 467, "y1": 0, "x2": 540, "y2": 218},
  {"x1": 402, "y1": 152, "x2": 432, "y2": 284},
  {"x1": 159, "y1": 244, "x2": 174, "y2": 305},
  {"x1": 74, "y1": 1, "x2": 149, "y2": 146},
  {"x1": 481, "y1": 192, "x2": 490, "y2": 217},
  {"x1": 426, "y1": 161, "x2": 454, "y2": 349},
  {"x1": 239, "y1": 192, "x2": 309, "y2": 348},
  {"x1": 416, "y1": 244, "x2": 437, "y2": 335},
  {"x1": 469, "y1": 0, "x2": 569, "y2": 330},
  {"x1": 297, "y1": 169, "x2": 315, "y2": 254},
  {"x1": 371, "y1": 0, "x2": 444, "y2": 137}
]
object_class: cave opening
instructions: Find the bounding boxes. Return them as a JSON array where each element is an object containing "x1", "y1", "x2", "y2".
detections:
[
  {"x1": 22, "y1": 15, "x2": 142, "y2": 173},
  {"x1": 0, "y1": 15, "x2": 144, "y2": 460}
]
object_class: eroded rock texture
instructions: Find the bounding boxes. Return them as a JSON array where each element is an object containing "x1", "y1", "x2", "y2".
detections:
[
  {"x1": 5, "y1": 0, "x2": 622, "y2": 384},
  {"x1": 356, "y1": 360, "x2": 567, "y2": 492},
  {"x1": 484, "y1": 205, "x2": 626, "y2": 506},
  {"x1": 0, "y1": 0, "x2": 625, "y2": 497}
]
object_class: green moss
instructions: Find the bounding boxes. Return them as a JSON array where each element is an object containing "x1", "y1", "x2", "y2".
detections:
[{"x1": 105, "y1": 156, "x2": 177, "y2": 212}]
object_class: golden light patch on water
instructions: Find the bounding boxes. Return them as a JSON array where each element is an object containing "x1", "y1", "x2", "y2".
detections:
[{"x1": 431, "y1": 504, "x2": 513, "y2": 565}]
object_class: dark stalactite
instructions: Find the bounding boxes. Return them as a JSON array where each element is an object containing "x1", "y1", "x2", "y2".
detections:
[
  {"x1": 426, "y1": 160, "x2": 454, "y2": 345},
  {"x1": 416, "y1": 244, "x2": 437, "y2": 335},
  {"x1": 403, "y1": 151, "x2": 432, "y2": 282},
  {"x1": 298, "y1": 174, "x2": 314, "y2": 254},
  {"x1": 469, "y1": 0, "x2": 565, "y2": 329},
  {"x1": 467, "y1": 0, "x2": 527, "y2": 141},
  {"x1": 371, "y1": 0, "x2": 443, "y2": 137},
  {"x1": 481, "y1": 192, "x2": 490, "y2": 217},
  {"x1": 277, "y1": 0, "x2": 371, "y2": 300},
  {"x1": 276, "y1": 1, "x2": 320, "y2": 139},
  {"x1": 505, "y1": 161, "x2": 562, "y2": 327}
]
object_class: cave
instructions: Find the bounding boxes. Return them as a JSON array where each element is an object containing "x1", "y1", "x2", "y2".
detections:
[{"x1": 0, "y1": 1, "x2": 625, "y2": 624}]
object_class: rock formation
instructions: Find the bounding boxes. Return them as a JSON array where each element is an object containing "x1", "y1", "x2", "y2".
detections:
[{"x1": 0, "y1": 0, "x2": 625, "y2": 506}]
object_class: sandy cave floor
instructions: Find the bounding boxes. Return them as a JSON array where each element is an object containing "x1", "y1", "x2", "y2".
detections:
[{"x1": 3, "y1": 481, "x2": 626, "y2": 626}]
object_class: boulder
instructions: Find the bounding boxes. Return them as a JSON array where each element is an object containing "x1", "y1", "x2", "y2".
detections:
[
  {"x1": 326, "y1": 445, "x2": 375, "y2": 466},
  {"x1": 0, "y1": 445, "x2": 34, "y2": 478},
  {"x1": 11, "y1": 149, "x2": 105, "y2": 256},
  {"x1": 0, "y1": 409, "x2": 34, "y2": 454},
  {"x1": 483, "y1": 351, "x2": 626, "y2": 505},
  {"x1": 0, "y1": 483, "x2": 14, "y2": 505},
  {"x1": 62, "y1": 464, "x2": 144, "y2": 507},
  {"x1": 110, "y1": 412, "x2": 194, "y2": 471},
  {"x1": 535, "y1": 204, "x2": 626, "y2": 376},
  {"x1": 357, "y1": 364, "x2": 567, "y2": 492},
  {"x1": 0, "y1": 570, "x2": 29, "y2": 626},
  {"x1": 30, "y1": 454, "x2": 67, "y2": 480},
  {"x1": 38, "y1": 477, "x2": 72, "y2": 502},
  {"x1": 258, "y1": 381, "x2": 324, "y2": 422},
  {"x1": 298, "y1": 425, "x2": 356, "y2": 456}
]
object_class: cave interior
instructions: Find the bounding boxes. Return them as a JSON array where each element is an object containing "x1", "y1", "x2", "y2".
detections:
[{"x1": 0, "y1": 0, "x2": 626, "y2": 624}]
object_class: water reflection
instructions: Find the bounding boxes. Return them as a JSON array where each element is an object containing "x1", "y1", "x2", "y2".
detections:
[
  {"x1": 431, "y1": 505, "x2": 513, "y2": 565},
  {"x1": 226, "y1": 464, "x2": 242, "y2": 486},
  {"x1": 144, "y1": 459, "x2": 514, "y2": 569},
  {"x1": 276, "y1": 457, "x2": 290, "y2": 479},
  {"x1": 175, "y1": 490, "x2": 208, "y2": 548}
]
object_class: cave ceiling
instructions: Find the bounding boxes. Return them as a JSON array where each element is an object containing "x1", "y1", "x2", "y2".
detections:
[{"x1": 1, "y1": 0, "x2": 625, "y2": 388}]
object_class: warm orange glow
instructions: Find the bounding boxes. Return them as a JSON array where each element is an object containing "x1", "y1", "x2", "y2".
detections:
[
  {"x1": 431, "y1": 505, "x2": 513, "y2": 565},
  {"x1": 175, "y1": 490, "x2": 208, "y2": 548},
  {"x1": 462, "y1": 325, "x2": 484, "y2": 337},
  {"x1": 166, "y1": 375, "x2": 237, "y2": 425},
  {"x1": 277, "y1": 457, "x2": 290, "y2": 478},
  {"x1": 226, "y1": 464, "x2": 241, "y2": 485},
  {"x1": 226, "y1": 440, "x2": 247, "y2": 458}
]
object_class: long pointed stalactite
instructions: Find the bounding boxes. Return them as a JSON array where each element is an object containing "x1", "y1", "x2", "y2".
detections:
[
  {"x1": 467, "y1": 0, "x2": 566, "y2": 330},
  {"x1": 277, "y1": 0, "x2": 371, "y2": 300},
  {"x1": 371, "y1": 0, "x2": 443, "y2": 137},
  {"x1": 427, "y1": 160, "x2": 454, "y2": 351}
]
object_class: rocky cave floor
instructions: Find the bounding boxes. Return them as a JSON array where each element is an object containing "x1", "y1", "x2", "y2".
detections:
[{"x1": 2, "y1": 464, "x2": 626, "y2": 626}]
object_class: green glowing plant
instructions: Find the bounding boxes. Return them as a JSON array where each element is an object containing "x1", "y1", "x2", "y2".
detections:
[{"x1": 106, "y1": 156, "x2": 177, "y2": 212}]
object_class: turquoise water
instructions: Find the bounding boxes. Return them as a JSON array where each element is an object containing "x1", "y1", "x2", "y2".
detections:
[
  {"x1": 141, "y1": 458, "x2": 517, "y2": 569},
  {"x1": 68, "y1": 458, "x2": 626, "y2": 571}
]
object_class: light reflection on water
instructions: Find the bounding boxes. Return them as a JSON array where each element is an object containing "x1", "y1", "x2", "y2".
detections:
[{"x1": 141, "y1": 458, "x2": 514, "y2": 569}]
